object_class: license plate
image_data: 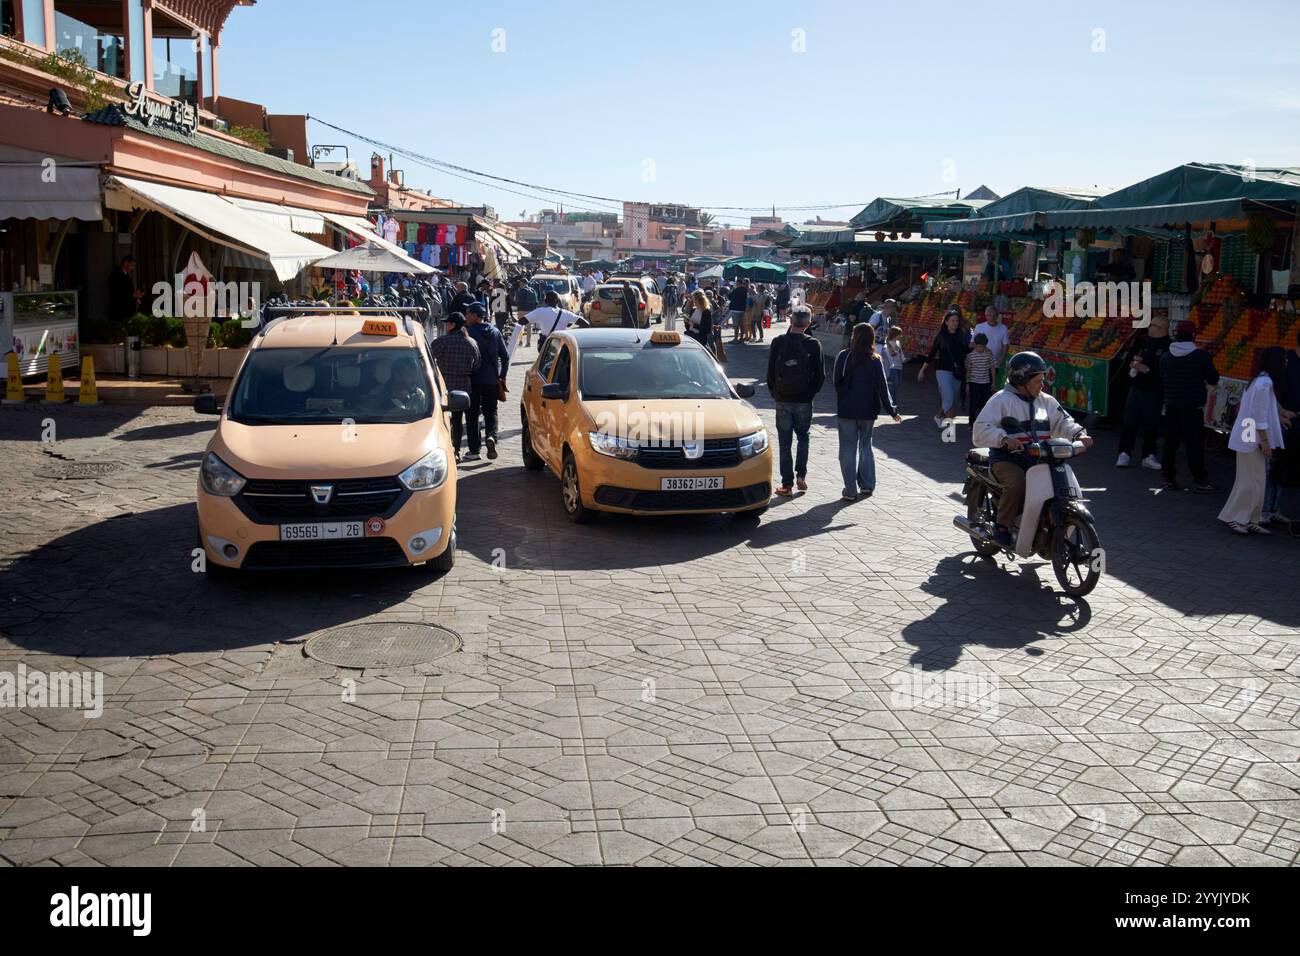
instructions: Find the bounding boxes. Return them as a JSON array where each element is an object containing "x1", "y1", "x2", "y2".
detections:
[
  {"x1": 660, "y1": 476, "x2": 723, "y2": 491},
  {"x1": 279, "y1": 521, "x2": 364, "y2": 541}
]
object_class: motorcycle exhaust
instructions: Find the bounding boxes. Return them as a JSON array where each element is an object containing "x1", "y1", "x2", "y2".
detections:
[{"x1": 953, "y1": 515, "x2": 993, "y2": 543}]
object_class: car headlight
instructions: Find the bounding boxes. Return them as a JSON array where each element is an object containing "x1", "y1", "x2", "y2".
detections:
[
  {"x1": 738, "y1": 429, "x2": 769, "y2": 459},
  {"x1": 200, "y1": 452, "x2": 246, "y2": 497},
  {"x1": 399, "y1": 448, "x2": 449, "y2": 490},
  {"x1": 588, "y1": 431, "x2": 639, "y2": 460}
]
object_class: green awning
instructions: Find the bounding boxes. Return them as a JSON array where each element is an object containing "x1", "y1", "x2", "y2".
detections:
[
  {"x1": 723, "y1": 258, "x2": 788, "y2": 282},
  {"x1": 1040, "y1": 163, "x2": 1300, "y2": 230},
  {"x1": 924, "y1": 186, "x2": 1107, "y2": 239},
  {"x1": 850, "y1": 196, "x2": 991, "y2": 230}
]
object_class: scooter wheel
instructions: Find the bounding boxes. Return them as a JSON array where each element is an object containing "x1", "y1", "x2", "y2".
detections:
[
  {"x1": 966, "y1": 484, "x2": 1000, "y2": 558},
  {"x1": 1051, "y1": 515, "x2": 1101, "y2": 597}
]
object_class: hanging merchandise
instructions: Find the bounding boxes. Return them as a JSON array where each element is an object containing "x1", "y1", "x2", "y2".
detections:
[
  {"x1": 406, "y1": 222, "x2": 419, "y2": 244},
  {"x1": 445, "y1": 224, "x2": 459, "y2": 245}
]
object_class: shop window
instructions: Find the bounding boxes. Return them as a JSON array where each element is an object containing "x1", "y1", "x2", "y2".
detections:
[
  {"x1": 53, "y1": 1, "x2": 125, "y2": 78},
  {"x1": 201, "y1": 32, "x2": 213, "y2": 101},
  {"x1": 19, "y1": 0, "x2": 44, "y2": 47},
  {"x1": 151, "y1": 9, "x2": 198, "y2": 104},
  {"x1": 127, "y1": 0, "x2": 145, "y2": 83}
]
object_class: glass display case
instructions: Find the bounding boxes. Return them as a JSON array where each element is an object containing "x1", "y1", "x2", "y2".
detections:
[{"x1": 1, "y1": 291, "x2": 80, "y2": 377}]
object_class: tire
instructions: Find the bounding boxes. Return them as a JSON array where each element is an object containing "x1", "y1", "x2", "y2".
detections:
[
  {"x1": 521, "y1": 414, "x2": 544, "y2": 471},
  {"x1": 424, "y1": 531, "x2": 456, "y2": 574},
  {"x1": 1051, "y1": 513, "x2": 1101, "y2": 597},
  {"x1": 965, "y1": 482, "x2": 1000, "y2": 557},
  {"x1": 560, "y1": 451, "x2": 595, "y2": 524}
]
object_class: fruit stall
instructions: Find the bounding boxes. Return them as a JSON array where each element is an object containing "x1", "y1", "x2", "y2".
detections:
[{"x1": 1187, "y1": 274, "x2": 1300, "y2": 431}]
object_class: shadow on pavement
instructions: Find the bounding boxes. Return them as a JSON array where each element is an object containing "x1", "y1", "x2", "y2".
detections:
[
  {"x1": 0, "y1": 502, "x2": 431, "y2": 657},
  {"x1": 900, "y1": 554, "x2": 1092, "y2": 670}
]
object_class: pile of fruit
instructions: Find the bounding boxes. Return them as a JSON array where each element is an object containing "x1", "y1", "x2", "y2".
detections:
[{"x1": 1189, "y1": 275, "x2": 1298, "y2": 381}]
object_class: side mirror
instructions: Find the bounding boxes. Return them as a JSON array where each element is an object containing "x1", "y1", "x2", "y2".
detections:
[
  {"x1": 446, "y1": 390, "x2": 471, "y2": 412},
  {"x1": 194, "y1": 394, "x2": 221, "y2": 415},
  {"x1": 541, "y1": 382, "x2": 566, "y2": 402},
  {"x1": 734, "y1": 383, "x2": 756, "y2": 399}
]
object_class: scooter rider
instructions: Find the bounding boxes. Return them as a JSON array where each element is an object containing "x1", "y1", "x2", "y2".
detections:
[{"x1": 972, "y1": 351, "x2": 1093, "y2": 548}]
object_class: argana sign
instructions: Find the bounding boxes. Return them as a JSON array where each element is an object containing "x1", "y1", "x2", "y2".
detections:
[{"x1": 123, "y1": 80, "x2": 198, "y2": 136}]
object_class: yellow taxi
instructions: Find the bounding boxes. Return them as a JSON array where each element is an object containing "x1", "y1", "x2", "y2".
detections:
[
  {"x1": 586, "y1": 282, "x2": 650, "y2": 328},
  {"x1": 607, "y1": 274, "x2": 663, "y2": 320},
  {"x1": 193, "y1": 310, "x2": 468, "y2": 574},
  {"x1": 520, "y1": 328, "x2": 771, "y2": 522}
]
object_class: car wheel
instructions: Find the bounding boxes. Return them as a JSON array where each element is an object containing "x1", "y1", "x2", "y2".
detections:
[
  {"x1": 521, "y1": 414, "x2": 544, "y2": 471},
  {"x1": 561, "y1": 451, "x2": 595, "y2": 524},
  {"x1": 424, "y1": 531, "x2": 456, "y2": 574}
]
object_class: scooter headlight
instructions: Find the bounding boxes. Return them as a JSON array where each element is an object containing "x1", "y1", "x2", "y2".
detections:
[
  {"x1": 200, "y1": 452, "x2": 246, "y2": 497},
  {"x1": 739, "y1": 429, "x2": 769, "y2": 458}
]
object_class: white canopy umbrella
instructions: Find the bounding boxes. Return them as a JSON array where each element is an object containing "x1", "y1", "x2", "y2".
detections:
[
  {"x1": 696, "y1": 264, "x2": 724, "y2": 279},
  {"x1": 788, "y1": 270, "x2": 818, "y2": 281},
  {"x1": 312, "y1": 241, "x2": 438, "y2": 275}
]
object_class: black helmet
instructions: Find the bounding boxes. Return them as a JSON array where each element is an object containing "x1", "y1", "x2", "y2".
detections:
[{"x1": 1007, "y1": 351, "x2": 1049, "y2": 386}]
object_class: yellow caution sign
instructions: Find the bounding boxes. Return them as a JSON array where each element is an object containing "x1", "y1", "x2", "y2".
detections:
[
  {"x1": 4, "y1": 352, "x2": 23, "y2": 403},
  {"x1": 44, "y1": 352, "x2": 65, "y2": 404},
  {"x1": 78, "y1": 355, "x2": 102, "y2": 405}
]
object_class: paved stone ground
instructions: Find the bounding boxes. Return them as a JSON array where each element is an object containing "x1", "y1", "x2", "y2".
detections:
[{"x1": 1, "y1": 323, "x2": 1298, "y2": 866}]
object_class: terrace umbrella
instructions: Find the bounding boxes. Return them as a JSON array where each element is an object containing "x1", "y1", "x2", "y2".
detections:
[
  {"x1": 312, "y1": 241, "x2": 437, "y2": 275},
  {"x1": 723, "y1": 258, "x2": 788, "y2": 283}
]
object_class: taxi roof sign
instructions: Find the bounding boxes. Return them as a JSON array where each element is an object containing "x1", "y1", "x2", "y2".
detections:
[
  {"x1": 649, "y1": 331, "x2": 681, "y2": 345},
  {"x1": 361, "y1": 319, "x2": 399, "y2": 336}
]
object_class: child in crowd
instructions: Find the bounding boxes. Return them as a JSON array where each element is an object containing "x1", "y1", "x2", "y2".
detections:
[
  {"x1": 880, "y1": 326, "x2": 906, "y2": 409},
  {"x1": 965, "y1": 332, "x2": 995, "y2": 423}
]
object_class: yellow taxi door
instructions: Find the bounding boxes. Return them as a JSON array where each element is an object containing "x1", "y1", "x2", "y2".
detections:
[{"x1": 540, "y1": 341, "x2": 576, "y2": 470}]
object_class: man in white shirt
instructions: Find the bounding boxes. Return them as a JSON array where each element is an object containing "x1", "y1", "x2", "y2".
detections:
[
  {"x1": 974, "y1": 305, "x2": 1011, "y2": 371},
  {"x1": 593, "y1": 269, "x2": 604, "y2": 283},
  {"x1": 525, "y1": 291, "x2": 581, "y2": 348}
]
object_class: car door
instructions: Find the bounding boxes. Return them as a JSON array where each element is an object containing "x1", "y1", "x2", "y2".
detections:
[
  {"x1": 541, "y1": 341, "x2": 575, "y2": 471},
  {"x1": 526, "y1": 336, "x2": 563, "y2": 465}
]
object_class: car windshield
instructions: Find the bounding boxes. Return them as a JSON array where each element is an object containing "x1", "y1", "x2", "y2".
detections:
[
  {"x1": 228, "y1": 347, "x2": 432, "y2": 425},
  {"x1": 580, "y1": 346, "x2": 732, "y2": 400},
  {"x1": 540, "y1": 279, "x2": 571, "y2": 293}
]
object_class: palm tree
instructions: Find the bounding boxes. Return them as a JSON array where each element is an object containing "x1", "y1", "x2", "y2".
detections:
[{"x1": 698, "y1": 212, "x2": 715, "y2": 227}]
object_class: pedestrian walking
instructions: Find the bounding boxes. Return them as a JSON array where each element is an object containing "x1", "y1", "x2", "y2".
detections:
[
  {"x1": 685, "y1": 289, "x2": 714, "y2": 355},
  {"x1": 1261, "y1": 328, "x2": 1300, "y2": 524},
  {"x1": 766, "y1": 307, "x2": 825, "y2": 496},
  {"x1": 464, "y1": 303, "x2": 509, "y2": 462},
  {"x1": 728, "y1": 279, "x2": 750, "y2": 343},
  {"x1": 834, "y1": 323, "x2": 901, "y2": 501},
  {"x1": 1117, "y1": 314, "x2": 1171, "y2": 469},
  {"x1": 428, "y1": 312, "x2": 480, "y2": 461},
  {"x1": 965, "y1": 333, "x2": 995, "y2": 423},
  {"x1": 973, "y1": 305, "x2": 1011, "y2": 376},
  {"x1": 880, "y1": 326, "x2": 906, "y2": 410},
  {"x1": 1160, "y1": 320, "x2": 1220, "y2": 493},
  {"x1": 1219, "y1": 347, "x2": 1288, "y2": 534},
  {"x1": 917, "y1": 307, "x2": 970, "y2": 427}
]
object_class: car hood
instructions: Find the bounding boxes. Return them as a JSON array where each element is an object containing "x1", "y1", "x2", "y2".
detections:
[
  {"x1": 210, "y1": 418, "x2": 439, "y2": 479},
  {"x1": 580, "y1": 398, "x2": 763, "y2": 441}
]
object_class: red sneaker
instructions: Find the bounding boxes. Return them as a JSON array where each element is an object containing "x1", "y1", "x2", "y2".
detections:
[{"x1": 774, "y1": 485, "x2": 793, "y2": 497}]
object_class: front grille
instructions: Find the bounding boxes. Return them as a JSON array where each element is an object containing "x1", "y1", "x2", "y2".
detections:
[
  {"x1": 242, "y1": 537, "x2": 408, "y2": 570},
  {"x1": 238, "y1": 477, "x2": 405, "y2": 522},
  {"x1": 595, "y1": 482, "x2": 769, "y2": 512},
  {"x1": 635, "y1": 438, "x2": 743, "y2": 470}
]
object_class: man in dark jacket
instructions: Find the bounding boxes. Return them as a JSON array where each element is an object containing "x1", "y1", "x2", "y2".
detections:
[
  {"x1": 728, "y1": 279, "x2": 750, "y2": 342},
  {"x1": 776, "y1": 282, "x2": 792, "y2": 320},
  {"x1": 1160, "y1": 320, "x2": 1220, "y2": 493},
  {"x1": 1117, "y1": 314, "x2": 1171, "y2": 469},
  {"x1": 464, "y1": 302, "x2": 509, "y2": 461},
  {"x1": 449, "y1": 282, "x2": 477, "y2": 316},
  {"x1": 109, "y1": 256, "x2": 142, "y2": 323},
  {"x1": 766, "y1": 307, "x2": 825, "y2": 495},
  {"x1": 428, "y1": 312, "x2": 480, "y2": 460}
]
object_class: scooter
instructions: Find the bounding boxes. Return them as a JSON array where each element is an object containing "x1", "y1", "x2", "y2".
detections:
[{"x1": 953, "y1": 427, "x2": 1102, "y2": 597}]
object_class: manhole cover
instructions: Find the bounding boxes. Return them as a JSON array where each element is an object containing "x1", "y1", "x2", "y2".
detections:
[
  {"x1": 33, "y1": 460, "x2": 123, "y2": 480},
  {"x1": 304, "y1": 622, "x2": 461, "y2": 668}
]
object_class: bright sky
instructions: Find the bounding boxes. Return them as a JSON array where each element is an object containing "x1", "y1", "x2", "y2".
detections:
[{"x1": 220, "y1": 0, "x2": 1300, "y2": 226}]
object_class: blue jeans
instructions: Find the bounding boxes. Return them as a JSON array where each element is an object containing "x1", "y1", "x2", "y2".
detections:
[
  {"x1": 837, "y1": 418, "x2": 877, "y2": 496},
  {"x1": 886, "y1": 368, "x2": 901, "y2": 409},
  {"x1": 936, "y1": 370, "x2": 960, "y2": 413},
  {"x1": 775, "y1": 401, "x2": 812, "y2": 486}
]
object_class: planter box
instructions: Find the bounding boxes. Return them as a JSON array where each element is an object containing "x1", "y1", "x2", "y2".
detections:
[
  {"x1": 82, "y1": 345, "x2": 249, "y2": 378},
  {"x1": 82, "y1": 344, "x2": 125, "y2": 375}
]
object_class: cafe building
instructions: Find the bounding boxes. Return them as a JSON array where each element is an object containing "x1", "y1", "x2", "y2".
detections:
[{"x1": 0, "y1": 1, "x2": 391, "y2": 376}]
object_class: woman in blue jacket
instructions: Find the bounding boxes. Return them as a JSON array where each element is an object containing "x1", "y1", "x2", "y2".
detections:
[{"x1": 834, "y1": 323, "x2": 901, "y2": 501}]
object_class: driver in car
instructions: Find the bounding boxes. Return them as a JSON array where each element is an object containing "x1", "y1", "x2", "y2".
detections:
[
  {"x1": 972, "y1": 351, "x2": 1092, "y2": 548},
  {"x1": 374, "y1": 359, "x2": 428, "y2": 413}
]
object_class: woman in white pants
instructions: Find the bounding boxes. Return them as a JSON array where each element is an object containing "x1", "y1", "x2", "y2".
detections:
[{"x1": 1219, "y1": 347, "x2": 1289, "y2": 535}]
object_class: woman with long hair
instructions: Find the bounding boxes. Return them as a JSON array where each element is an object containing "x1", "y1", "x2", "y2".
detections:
[
  {"x1": 1219, "y1": 346, "x2": 1288, "y2": 534},
  {"x1": 686, "y1": 289, "x2": 715, "y2": 356},
  {"x1": 917, "y1": 306, "x2": 970, "y2": 428},
  {"x1": 834, "y1": 323, "x2": 901, "y2": 501}
]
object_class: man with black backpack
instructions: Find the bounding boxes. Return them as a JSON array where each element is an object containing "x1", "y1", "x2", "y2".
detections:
[{"x1": 766, "y1": 307, "x2": 826, "y2": 496}]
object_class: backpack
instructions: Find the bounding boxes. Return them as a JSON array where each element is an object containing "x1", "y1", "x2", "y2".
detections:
[
  {"x1": 774, "y1": 334, "x2": 815, "y2": 397},
  {"x1": 515, "y1": 286, "x2": 538, "y2": 311}
]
